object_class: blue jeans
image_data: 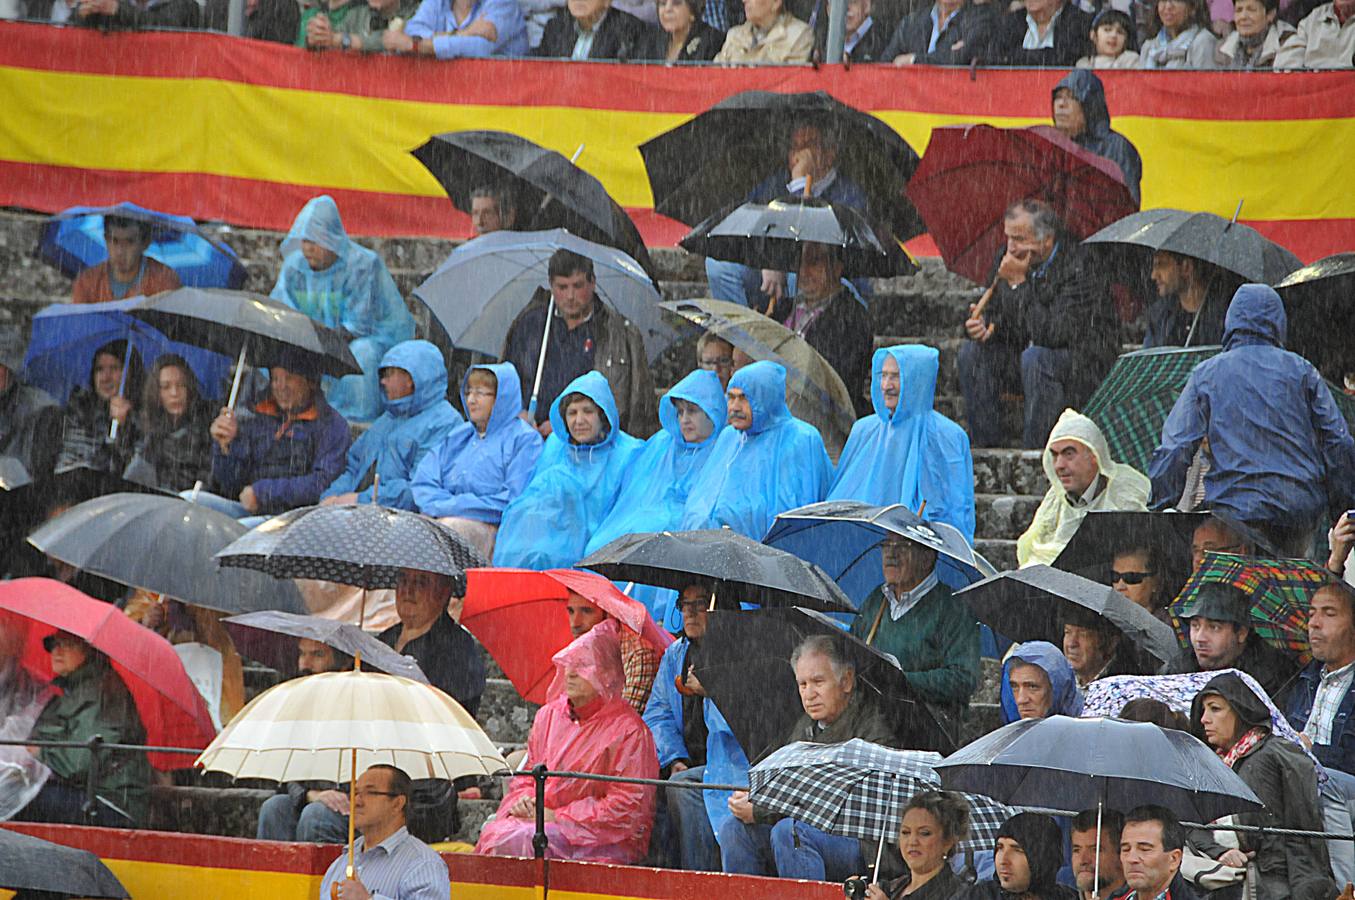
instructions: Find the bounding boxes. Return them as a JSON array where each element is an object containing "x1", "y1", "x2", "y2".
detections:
[
  {"x1": 957, "y1": 340, "x2": 1072, "y2": 449},
  {"x1": 1321, "y1": 768, "x2": 1355, "y2": 886},
  {"x1": 719, "y1": 816, "x2": 863, "y2": 880},
  {"x1": 180, "y1": 489, "x2": 268, "y2": 529},
  {"x1": 256, "y1": 793, "x2": 348, "y2": 843},
  {"x1": 667, "y1": 765, "x2": 720, "y2": 872}
]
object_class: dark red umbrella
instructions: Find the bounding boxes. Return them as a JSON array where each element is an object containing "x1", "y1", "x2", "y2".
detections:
[
  {"x1": 0, "y1": 578, "x2": 217, "y2": 769},
  {"x1": 906, "y1": 124, "x2": 1138, "y2": 285}
]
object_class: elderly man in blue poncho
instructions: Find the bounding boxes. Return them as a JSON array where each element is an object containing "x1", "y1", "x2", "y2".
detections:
[
  {"x1": 411, "y1": 362, "x2": 543, "y2": 560},
  {"x1": 493, "y1": 371, "x2": 643, "y2": 569},
  {"x1": 319, "y1": 340, "x2": 464, "y2": 512},
  {"x1": 271, "y1": 196, "x2": 415, "y2": 423},
  {"x1": 828, "y1": 344, "x2": 976, "y2": 541},
  {"x1": 680, "y1": 361, "x2": 831, "y2": 540},
  {"x1": 1000, "y1": 640, "x2": 1084, "y2": 723}
]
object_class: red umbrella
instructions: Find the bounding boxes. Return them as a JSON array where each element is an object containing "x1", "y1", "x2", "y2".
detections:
[
  {"x1": 906, "y1": 124, "x2": 1138, "y2": 285},
  {"x1": 0, "y1": 578, "x2": 217, "y2": 769},
  {"x1": 461, "y1": 568, "x2": 674, "y2": 704}
]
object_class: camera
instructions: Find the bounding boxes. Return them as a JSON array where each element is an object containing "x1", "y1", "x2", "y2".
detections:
[{"x1": 843, "y1": 876, "x2": 870, "y2": 900}]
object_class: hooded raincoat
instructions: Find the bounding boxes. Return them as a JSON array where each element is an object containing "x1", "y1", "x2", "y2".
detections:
[
  {"x1": 679, "y1": 361, "x2": 831, "y2": 540},
  {"x1": 960, "y1": 812, "x2": 1077, "y2": 900},
  {"x1": 411, "y1": 362, "x2": 543, "y2": 526},
  {"x1": 270, "y1": 196, "x2": 415, "y2": 423},
  {"x1": 492, "y1": 371, "x2": 644, "y2": 569},
  {"x1": 1150, "y1": 284, "x2": 1355, "y2": 532},
  {"x1": 321, "y1": 340, "x2": 464, "y2": 511},
  {"x1": 1051, "y1": 71, "x2": 1144, "y2": 204},
  {"x1": 1017, "y1": 409, "x2": 1150, "y2": 567},
  {"x1": 475, "y1": 625, "x2": 658, "y2": 863},
  {"x1": 828, "y1": 346, "x2": 976, "y2": 540},
  {"x1": 999, "y1": 640, "x2": 1085, "y2": 723}
]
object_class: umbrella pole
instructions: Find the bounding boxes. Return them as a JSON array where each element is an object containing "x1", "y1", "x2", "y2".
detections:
[
  {"x1": 872, "y1": 826, "x2": 887, "y2": 884},
  {"x1": 1093, "y1": 798, "x2": 1103, "y2": 900},
  {"x1": 226, "y1": 339, "x2": 250, "y2": 411},
  {"x1": 527, "y1": 297, "x2": 555, "y2": 421},
  {"x1": 108, "y1": 338, "x2": 134, "y2": 441},
  {"x1": 345, "y1": 652, "x2": 363, "y2": 883}
]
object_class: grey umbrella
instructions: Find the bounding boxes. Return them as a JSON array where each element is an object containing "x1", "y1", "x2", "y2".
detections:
[
  {"x1": 224, "y1": 611, "x2": 429, "y2": 682},
  {"x1": 0, "y1": 828, "x2": 130, "y2": 898},
  {"x1": 1083, "y1": 208, "x2": 1301, "y2": 285}
]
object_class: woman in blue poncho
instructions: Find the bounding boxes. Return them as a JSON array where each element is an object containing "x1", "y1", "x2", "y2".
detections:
[
  {"x1": 270, "y1": 196, "x2": 414, "y2": 423},
  {"x1": 492, "y1": 371, "x2": 644, "y2": 570}
]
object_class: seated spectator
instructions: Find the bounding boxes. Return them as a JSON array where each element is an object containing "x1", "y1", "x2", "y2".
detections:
[
  {"x1": 807, "y1": 0, "x2": 888, "y2": 59},
  {"x1": 1273, "y1": 0, "x2": 1355, "y2": 67},
  {"x1": 1062, "y1": 609, "x2": 1134, "y2": 688},
  {"x1": 1076, "y1": 8, "x2": 1141, "y2": 66},
  {"x1": 643, "y1": 0, "x2": 725, "y2": 58},
  {"x1": 71, "y1": 216, "x2": 181, "y2": 304},
  {"x1": 124, "y1": 589, "x2": 245, "y2": 726},
  {"x1": 1070, "y1": 807, "x2": 1126, "y2": 900},
  {"x1": 1165, "y1": 583, "x2": 1298, "y2": 703},
  {"x1": 713, "y1": 0, "x2": 813, "y2": 61},
  {"x1": 200, "y1": 352, "x2": 350, "y2": 521},
  {"x1": 850, "y1": 535, "x2": 981, "y2": 709},
  {"x1": 884, "y1": 0, "x2": 994, "y2": 65},
  {"x1": 17, "y1": 633, "x2": 150, "y2": 829},
  {"x1": 1215, "y1": 0, "x2": 1296, "y2": 63},
  {"x1": 1000, "y1": 641, "x2": 1084, "y2": 723},
  {"x1": 1050, "y1": 70, "x2": 1143, "y2": 204},
  {"x1": 518, "y1": 0, "x2": 565, "y2": 46},
  {"x1": 533, "y1": 0, "x2": 649, "y2": 57},
  {"x1": 1017, "y1": 410, "x2": 1150, "y2": 568},
  {"x1": 493, "y1": 371, "x2": 643, "y2": 569},
  {"x1": 56, "y1": 340, "x2": 143, "y2": 477},
  {"x1": 321, "y1": 340, "x2": 463, "y2": 512},
  {"x1": 1119, "y1": 806, "x2": 1192, "y2": 900},
  {"x1": 271, "y1": 196, "x2": 415, "y2": 423},
  {"x1": 828, "y1": 345, "x2": 976, "y2": 540},
  {"x1": 1138, "y1": 0, "x2": 1218, "y2": 65},
  {"x1": 958, "y1": 200, "x2": 1120, "y2": 450},
  {"x1": 960, "y1": 812, "x2": 1075, "y2": 900},
  {"x1": 1143, "y1": 252, "x2": 1233, "y2": 348},
  {"x1": 71, "y1": 0, "x2": 200, "y2": 36},
  {"x1": 1108, "y1": 544, "x2": 1172, "y2": 624},
  {"x1": 389, "y1": 0, "x2": 530, "y2": 56},
  {"x1": 1189, "y1": 518, "x2": 1256, "y2": 572},
  {"x1": 985, "y1": 0, "x2": 1092, "y2": 67},
  {"x1": 0, "y1": 325, "x2": 60, "y2": 484},
  {"x1": 863, "y1": 791, "x2": 970, "y2": 900},
  {"x1": 697, "y1": 333, "x2": 736, "y2": 390},
  {"x1": 469, "y1": 185, "x2": 517, "y2": 236},
  {"x1": 720, "y1": 635, "x2": 894, "y2": 881},
  {"x1": 204, "y1": 0, "x2": 299, "y2": 43},
  {"x1": 1150, "y1": 285, "x2": 1355, "y2": 557},
  {"x1": 1191, "y1": 673, "x2": 1336, "y2": 900},
  {"x1": 680, "y1": 360, "x2": 831, "y2": 540},
  {"x1": 123, "y1": 353, "x2": 214, "y2": 492},
  {"x1": 379, "y1": 568, "x2": 486, "y2": 716},
  {"x1": 294, "y1": 0, "x2": 419, "y2": 51},
  {"x1": 412, "y1": 363, "x2": 542, "y2": 560},
  {"x1": 476, "y1": 625, "x2": 658, "y2": 863},
  {"x1": 562, "y1": 587, "x2": 660, "y2": 715}
]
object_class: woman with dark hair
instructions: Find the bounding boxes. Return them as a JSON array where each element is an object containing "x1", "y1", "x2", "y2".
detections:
[
  {"x1": 1138, "y1": 0, "x2": 1219, "y2": 65},
  {"x1": 1107, "y1": 543, "x2": 1173, "y2": 625},
  {"x1": 125, "y1": 354, "x2": 215, "y2": 492},
  {"x1": 645, "y1": 0, "x2": 725, "y2": 59},
  {"x1": 55, "y1": 340, "x2": 143, "y2": 475},
  {"x1": 865, "y1": 791, "x2": 970, "y2": 900}
]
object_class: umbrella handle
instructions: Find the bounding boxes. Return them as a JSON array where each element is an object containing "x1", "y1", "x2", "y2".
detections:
[
  {"x1": 527, "y1": 297, "x2": 555, "y2": 420},
  {"x1": 226, "y1": 338, "x2": 250, "y2": 411},
  {"x1": 345, "y1": 746, "x2": 357, "y2": 882},
  {"x1": 971, "y1": 277, "x2": 999, "y2": 321},
  {"x1": 109, "y1": 339, "x2": 136, "y2": 442}
]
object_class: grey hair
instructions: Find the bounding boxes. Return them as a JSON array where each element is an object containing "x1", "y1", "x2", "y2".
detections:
[
  {"x1": 1004, "y1": 199, "x2": 1060, "y2": 241},
  {"x1": 790, "y1": 634, "x2": 855, "y2": 679},
  {"x1": 470, "y1": 184, "x2": 516, "y2": 217}
]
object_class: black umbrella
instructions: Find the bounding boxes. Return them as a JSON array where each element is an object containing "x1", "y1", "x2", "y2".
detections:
[
  {"x1": 956, "y1": 565, "x2": 1179, "y2": 674},
  {"x1": 639, "y1": 90, "x2": 924, "y2": 241},
  {"x1": 678, "y1": 196, "x2": 917, "y2": 278},
  {"x1": 411, "y1": 130, "x2": 656, "y2": 281},
  {"x1": 26, "y1": 493, "x2": 306, "y2": 616},
  {"x1": 0, "y1": 827, "x2": 130, "y2": 898},
  {"x1": 577, "y1": 528, "x2": 856, "y2": 613},
  {"x1": 693, "y1": 607, "x2": 956, "y2": 762},
  {"x1": 224, "y1": 611, "x2": 429, "y2": 682},
  {"x1": 1083, "y1": 208, "x2": 1301, "y2": 285},
  {"x1": 1276, "y1": 252, "x2": 1355, "y2": 382},
  {"x1": 215, "y1": 504, "x2": 488, "y2": 597}
]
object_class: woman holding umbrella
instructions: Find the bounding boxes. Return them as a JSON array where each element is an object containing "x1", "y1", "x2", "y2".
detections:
[
  {"x1": 864, "y1": 791, "x2": 971, "y2": 900},
  {"x1": 55, "y1": 340, "x2": 143, "y2": 476}
]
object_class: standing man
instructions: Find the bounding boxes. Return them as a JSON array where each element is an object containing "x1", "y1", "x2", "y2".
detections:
[
  {"x1": 1119, "y1": 806, "x2": 1195, "y2": 900},
  {"x1": 1143, "y1": 251, "x2": 1232, "y2": 348},
  {"x1": 1071, "y1": 808, "x2": 1129, "y2": 900},
  {"x1": 71, "y1": 215, "x2": 181, "y2": 304},
  {"x1": 1050, "y1": 71, "x2": 1143, "y2": 204}
]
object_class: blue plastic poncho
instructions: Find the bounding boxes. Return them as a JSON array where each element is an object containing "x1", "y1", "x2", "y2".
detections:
[
  {"x1": 270, "y1": 196, "x2": 415, "y2": 423},
  {"x1": 999, "y1": 640, "x2": 1085, "y2": 724},
  {"x1": 679, "y1": 360, "x2": 831, "y2": 540},
  {"x1": 827, "y1": 346, "x2": 976, "y2": 541},
  {"x1": 320, "y1": 340, "x2": 465, "y2": 511},
  {"x1": 410, "y1": 362, "x2": 544, "y2": 526},
  {"x1": 492, "y1": 371, "x2": 644, "y2": 569}
]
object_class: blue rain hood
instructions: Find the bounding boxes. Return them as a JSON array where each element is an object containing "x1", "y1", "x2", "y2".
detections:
[
  {"x1": 492, "y1": 370, "x2": 644, "y2": 568},
  {"x1": 828, "y1": 346, "x2": 976, "y2": 540},
  {"x1": 999, "y1": 641, "x2": 1085, "y2": 724},
  {"x1": 1223, "y1": 283, "x2": 1286, "y2": 350},
  {"x1": 379, "y1": 340, "x2": 448, "y2": 418},
  {"x1": 679, "y1": 360, "x2": 832, "y2": 540},
  {"x1": 463, "y1": 361, "x2": 531, "y2": 437}
]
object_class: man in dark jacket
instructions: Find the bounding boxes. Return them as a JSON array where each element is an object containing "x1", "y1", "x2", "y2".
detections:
[
  {"x1": 378, "y1": 568, "x2": 486, "y2": 716},
  {"x1": 1120, "y1": 806, "x2": 1198, "y2": 900},
  {"x1": 70, "y1": 0, "x2": 200, "y2": 29},
  {"x1": 1050, "y1": 70, "x2": 1143, "y2": 204},
  {"x1": 882, "y1": 0, "x2": 994, "y2": 64},
  {"x1": 534, "y1": 0, "x2": 648, "y2": 57},
  {"x1": 0, "y1": 326, "x2": 60, "y2": 486},
  {"x1": 1150, "y1": 284, "x2": 1355, "y2": 556},
  {"x1": 961, "y1": 812, "x2": 1077, "y2": 899},
  {"x1": 1164, "y1": 583, "x2": 1299, "y2": 704},
  {"x1": 985, "y1": 0, "x2": 1090, "y2": 66},
  {"x1": 957, "y1": 198, "x2": 1119, "y2": 448},
  {"x1": 1143, "y1": 251, "x2": 1234, "y2": 349}
]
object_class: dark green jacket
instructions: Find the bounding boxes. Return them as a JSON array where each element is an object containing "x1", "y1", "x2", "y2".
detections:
[
  {"x1": 850, "y1": 581, "x2": 980, "y2": 706},
  {"x1": 296, "y1": 0, "x2": 421, "y2": 51}
]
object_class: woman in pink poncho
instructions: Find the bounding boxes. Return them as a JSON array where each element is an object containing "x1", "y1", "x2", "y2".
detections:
[{"x1": 475, "y1": 621, "x2": 658, "y2": 863}]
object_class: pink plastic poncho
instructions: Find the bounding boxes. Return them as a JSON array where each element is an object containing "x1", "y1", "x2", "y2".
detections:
[{"x1": 475, "y1": 623, "x2": 658, "y2": 864}]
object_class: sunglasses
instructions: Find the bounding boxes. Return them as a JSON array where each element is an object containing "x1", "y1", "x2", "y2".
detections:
[{"x1": 1111, "y1": 570, "x2": 1156, "y2": 585}]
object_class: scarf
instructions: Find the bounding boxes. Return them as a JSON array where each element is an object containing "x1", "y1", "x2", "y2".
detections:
[
  {"x1": 1141, "y1": 25, "x2": 1202, "y2": 67},
  {"x1": 1219, "y1": 725, "x2": 1267, "y2": 769}
]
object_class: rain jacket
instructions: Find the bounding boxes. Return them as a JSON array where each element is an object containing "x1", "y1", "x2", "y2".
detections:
[
  {"x1": 828, "y1": 346, "x2": 976, "y2": 540},
  {"x1": 679, "y1": 361, "x2": 831, "y2": 540},
  {"x1": 1017, "y1": 409, "x2": 1150, "y2": 567},
  {"x1": 476, "y1": 625, "x2": 658, "y2": 864},
  {"x1": 128, "y1": 395, "x2": 215, "y2": 492},
  {"x1": 960, "y1": 812, "x2": 1077, "y2": 900},
  {"x1": 492, "y1": 372, "x2": 644, "y2": 569},
  {"x1": 643, "y1": 635, "x2": 750, "y2": 843},
  {"x1": 1191, "y1": 673, "x2": 1335, "y2": 900},
  {"x1": 321, "y1": 340, "x2": 464, "y2": 511},
  {"x1": 411, "y1": 362, "x2": 543, "y2": 526},
  {"x1": 999, "y1": 640, "x2": 1084, "y2": 723},
  {"x1": 1149, "y1": 284, "x2": 1355, "y2": 531},
  {"x1": 56, "y1": 345, "x2": 143, "y2": 476},
  {"x1": 0, "y1": 379, "x2": 60, "y2": 483},
  {"x1": 1051, "y1": 71, "x2": 1143, "y2": 204}
]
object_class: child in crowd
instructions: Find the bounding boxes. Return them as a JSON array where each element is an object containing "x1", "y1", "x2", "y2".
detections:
[{"x1": 1077, "y1": 8, "x2": 1141, "y2": 67}]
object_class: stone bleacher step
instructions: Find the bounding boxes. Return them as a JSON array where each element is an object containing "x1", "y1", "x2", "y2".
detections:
[
  {"x1": 974, "y1": 493, "x2": 1042, "y2": 543},
  {"x1": 479, "y1": 677, "x2": 538, "y2": 747}
]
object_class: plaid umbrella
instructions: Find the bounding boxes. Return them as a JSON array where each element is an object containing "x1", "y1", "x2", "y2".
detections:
[
  {"x1": 1168, "y1": 551, "x2": 1332, "y2": 663},
  {"x1": 748, "y1": 738, "x2": 1011, "y2": 854}
]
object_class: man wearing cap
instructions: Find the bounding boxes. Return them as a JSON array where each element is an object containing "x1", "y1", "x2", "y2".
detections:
[{"x1": 1165, "y1": 582, "x2": 1298, "y2": 703}]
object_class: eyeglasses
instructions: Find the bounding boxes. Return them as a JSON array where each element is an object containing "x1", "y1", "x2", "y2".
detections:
[
  {"x1": 1110, "y1": 570, "x2": 1156, "y2": 585},
  {"x1": 700, "y1": 356, "x2": 733, "y2": 371},
  {"x1": 465, "y1": 388, "x2": 496, "y2": 399}
]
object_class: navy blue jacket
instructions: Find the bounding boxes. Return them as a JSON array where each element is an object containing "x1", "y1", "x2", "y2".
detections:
[{"x1": 1285, "y1": 659, "x2": 1355, "y2": 776}]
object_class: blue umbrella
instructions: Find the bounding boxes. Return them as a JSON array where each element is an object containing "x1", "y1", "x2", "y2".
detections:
[
  {"x1": 22, "y1": 300, "x2": 234, "y2": 406},
  {"x1": 38, "y1": 202, "x2": 247, "y2": 289},
  {"x1": 764, "y1": 500, "x2": 994, "y2": 604}
]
